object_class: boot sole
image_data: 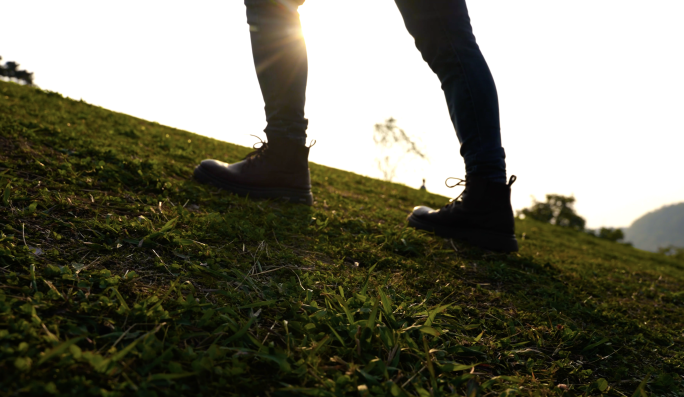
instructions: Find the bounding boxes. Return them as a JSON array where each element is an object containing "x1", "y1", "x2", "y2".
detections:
[
  {"x1": 193, "y1": 165, "x2": 314, "y2": 205},
  {"x1": 407, "y1": 213, "x2": 519, "y2": 252}
]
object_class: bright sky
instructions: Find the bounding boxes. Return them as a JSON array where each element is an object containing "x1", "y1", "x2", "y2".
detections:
[{"x1": 3, "y1": 1, "x2": 683, "y2": 228}]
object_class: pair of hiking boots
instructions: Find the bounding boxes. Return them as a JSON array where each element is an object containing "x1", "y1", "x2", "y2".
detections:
[{"x1": 194, "y1": 138, "x2": 518, "y2": 252}]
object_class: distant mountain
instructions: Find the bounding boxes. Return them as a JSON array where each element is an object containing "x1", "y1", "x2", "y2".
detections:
[{"x1": 624, "y1": 202, "x2": 684, "y2": 252}]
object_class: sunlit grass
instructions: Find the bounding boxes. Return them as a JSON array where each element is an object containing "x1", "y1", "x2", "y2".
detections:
[{"x1": 0, "y1": 80, "x2": 682, "y2": 396}]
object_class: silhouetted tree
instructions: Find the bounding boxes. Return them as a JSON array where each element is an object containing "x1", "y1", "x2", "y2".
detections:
[
  {"x1": 520, "y1": 194, "x2": 586, "y2": 231},
  {"x1": 373, "y1": 118, "x2": 427, "y2": 182},
  {"x1": 0, "y1": 56, "x2": 34, "y2": 85}
]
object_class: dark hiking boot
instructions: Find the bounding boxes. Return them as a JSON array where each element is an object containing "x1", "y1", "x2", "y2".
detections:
[
  {"x1": 407, "y1": 175, "x2": 518, "y2": 252},
  {"x1": 193, "y1": 137, "x2": 313, "y2": 205}
]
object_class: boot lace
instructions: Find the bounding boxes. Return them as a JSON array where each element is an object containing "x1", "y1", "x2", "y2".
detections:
[
  {"x1": 442, "y1": 175, "x2": 517, "y2": 208},
  {"x1": 243, "y1": 135, "x2": 269, "y2": 161},
  {"x1": 243, "y1": 136, "x2": 315, "y2": 161},
  {"x1": 237, "y1": 135, "x2": 273, "y2": 170},
  {"x1": 444, "y1": 177, "x2": 467, "y2": 208}
]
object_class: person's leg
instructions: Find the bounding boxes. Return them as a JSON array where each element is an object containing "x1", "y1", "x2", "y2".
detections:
[
  {"x1": 246, "y1": 0, "x2": 309, "y2": 144},
  {"x1": 394, "y1": 0, "x2": 506, "y2": 183},
  {"x1": 397, "y1": 0, "x2": 517, "y2": 251},
  {"x1": 193, "y1": 0, "x2": 313, "y2": 205}
]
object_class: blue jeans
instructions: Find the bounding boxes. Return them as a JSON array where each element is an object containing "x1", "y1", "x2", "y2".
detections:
[{"x1": 245, "y1": 0, "x2": 506, "y2": 182}]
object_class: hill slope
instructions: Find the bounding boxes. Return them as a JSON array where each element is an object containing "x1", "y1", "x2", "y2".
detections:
[
  {"x1": 1, "y1": 80, "x2": 683, "y2": 396},
  {"x1": 624, "y1": 203, "x2": 684, "y2": 252}
]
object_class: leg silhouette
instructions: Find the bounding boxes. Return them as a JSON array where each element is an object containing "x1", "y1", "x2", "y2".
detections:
[
  {"x1": 398, "y1": 0, "x2": 517, "y2": 251},
  {"x1": 193, "y1": 0, "x2": 313, "y2": 205}
]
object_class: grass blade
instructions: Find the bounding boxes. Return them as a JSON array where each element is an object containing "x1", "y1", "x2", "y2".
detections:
[{"x1": 38, "y1": 337, "x2": 83, "y2": 365}]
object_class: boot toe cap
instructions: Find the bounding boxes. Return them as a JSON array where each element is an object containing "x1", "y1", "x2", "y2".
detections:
[
  {"x1": 199, "y1": 159, "x2": 228, "y2": 169},
  {"x1": 411, "y1": 206, "x2": 436, "y2": 217},
  {"x1": 198, "y1": 159, "x2": 233, "y2": 176}
]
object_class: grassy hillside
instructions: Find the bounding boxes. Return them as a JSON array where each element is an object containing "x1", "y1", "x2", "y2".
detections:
[{"x1": 1, "y1": 80, "x2": 683, "y2": 396}]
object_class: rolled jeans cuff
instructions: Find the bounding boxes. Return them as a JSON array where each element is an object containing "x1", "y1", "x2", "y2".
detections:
[
  {"x1": 264, "y1": 120, "x2": 309, "y2": 140},
  {"x1": 463, "y1": 147, "x2": 507, "y2": 182}
]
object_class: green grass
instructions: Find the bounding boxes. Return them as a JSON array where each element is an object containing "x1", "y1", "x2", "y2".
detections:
[{"x1": 0, "y1": 80, "x2": 682, "y2": 397}]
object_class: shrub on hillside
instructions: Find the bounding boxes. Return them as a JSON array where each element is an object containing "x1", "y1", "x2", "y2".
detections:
[
  {"x1": 584, "y1": 227, "x2": 634, "y2": 247},
  {"x1": 658, "y1": 245, "x2": 684, "y2": 261},
  {"x1": 597, "y1": 227, "x2": 624, "y2": 242}
]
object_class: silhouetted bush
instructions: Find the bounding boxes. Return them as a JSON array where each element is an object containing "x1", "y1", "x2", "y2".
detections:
[{"x1": 0, "y1": 56, "x2": 33, "y2": 85}]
